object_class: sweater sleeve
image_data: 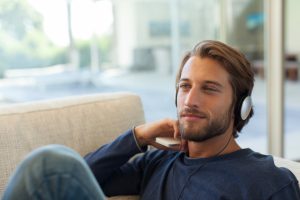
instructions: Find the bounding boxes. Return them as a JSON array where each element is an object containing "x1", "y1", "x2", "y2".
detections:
[{"x1": 84, "y1": 129, "x2": 147, "y2": 196}]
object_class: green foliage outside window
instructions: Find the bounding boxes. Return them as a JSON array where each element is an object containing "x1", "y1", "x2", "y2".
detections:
[
  {"x1": 0, "y1": 0, "x2": 113, "y2": 78},
  {"x1": 0, "y1": 0, "x2": 68, "y2": 72}
]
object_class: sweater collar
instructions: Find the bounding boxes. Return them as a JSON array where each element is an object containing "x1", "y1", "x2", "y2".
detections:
[{"x1": 181, "y1": 148, "x2": 254, "y2": 165}]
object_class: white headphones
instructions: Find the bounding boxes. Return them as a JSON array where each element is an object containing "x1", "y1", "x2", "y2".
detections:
[{"x1": 240, "y1": 96, "x2": 252, "y2": 120}]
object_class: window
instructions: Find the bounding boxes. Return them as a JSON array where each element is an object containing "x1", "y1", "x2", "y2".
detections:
[{"x1": 0, "y1": 0, "x2": 299, "y2": 160}]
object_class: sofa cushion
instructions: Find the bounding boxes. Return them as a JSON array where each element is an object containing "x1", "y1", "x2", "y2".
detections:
[{"x1": 0, "y1": 92, "x2": 145, "y2": 197}]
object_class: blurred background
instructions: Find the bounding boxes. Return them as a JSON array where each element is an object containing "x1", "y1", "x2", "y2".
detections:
[{"x1": 0, "y1": 0, "x2": 299, "y2": 160}]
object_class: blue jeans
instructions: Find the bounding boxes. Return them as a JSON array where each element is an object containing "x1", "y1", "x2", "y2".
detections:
[{"x1": 2, "y1": 145, "x2": 106, "y2": 200}]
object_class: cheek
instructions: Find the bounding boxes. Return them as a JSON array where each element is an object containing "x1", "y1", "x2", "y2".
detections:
[
  {"x1": 204, "y1": 98, "x2": 230, "y2": 117},
  {"x1": 176, "y1": 91, "x2": 185, "y2": 108},
  {"x1": 210, "y1": 100, "x2": 234, "y2": 119}
]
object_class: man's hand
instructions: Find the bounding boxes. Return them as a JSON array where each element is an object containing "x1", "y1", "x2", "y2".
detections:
[{"x1": 134, "y1": 119, "x2": 187, "y2": 151}]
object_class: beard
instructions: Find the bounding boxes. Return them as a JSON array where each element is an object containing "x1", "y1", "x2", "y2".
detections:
[{"x1": 178, "y1": 106, "x2": 232, "y2": 142}]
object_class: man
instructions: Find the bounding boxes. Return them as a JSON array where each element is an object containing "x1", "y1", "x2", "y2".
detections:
[{"x1": 2, "y1": 40, "x2": 300, "y2": 200}]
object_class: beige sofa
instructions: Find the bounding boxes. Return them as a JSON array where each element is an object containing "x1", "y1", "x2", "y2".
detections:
[{"x1": 0, "y1": 92, "x2": 299, "y2": 199}]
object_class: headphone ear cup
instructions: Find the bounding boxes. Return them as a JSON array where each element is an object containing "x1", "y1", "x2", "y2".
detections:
[{"x1": 240, "y1": 96, "x2": 252, "y2": 120}]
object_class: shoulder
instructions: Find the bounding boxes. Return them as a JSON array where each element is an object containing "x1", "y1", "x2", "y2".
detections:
[
  {"x1": 235, "y1": 150, "x2": 299, "y2": 195},
  {"x1": 216, "y1": 149, "x2": 299, "y2": 198},
  {"x1": 246, "y1": 151, "x2": 295, "y2": 177},
  {"x1": 237, "y1": 150, "x2": 295, "y2": 180}
]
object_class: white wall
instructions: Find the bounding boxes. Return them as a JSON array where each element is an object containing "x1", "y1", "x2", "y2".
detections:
[
  {"x1": 112, "y1": 0, "x2": 219, "y2": 69},
  {"x1": 286, "y1": 0, "x2": 300, "y2": 54},
  {"x1": 113, "y1": 0, "x2": 137, "y2": 68}
]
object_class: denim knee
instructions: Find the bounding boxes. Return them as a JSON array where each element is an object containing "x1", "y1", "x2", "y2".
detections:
[
  {"x1": 17, "y1": 145, "x2": 82, "y2": 176},
  {"x1": 2, "y1": 144, "x2": 105, "y2": 200}
]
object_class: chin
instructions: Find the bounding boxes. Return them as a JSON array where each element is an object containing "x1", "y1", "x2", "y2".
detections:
[
  {"x1": 183, "y1": 133, "x2": 219, "y2": 142},
  {"x1": 181, "y1": 128, "x2": 206, "y2": 141},
  {"x1": 180, "y1": 125, "x2": 225, "y2": 142},
  {"x1": 181, "y1": 123, "x2": 204, "y2": 133}
]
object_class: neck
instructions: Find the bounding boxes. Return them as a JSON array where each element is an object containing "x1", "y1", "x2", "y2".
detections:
[{"x1": 187, "y1": 130, "x2": 241, "y2": 158}]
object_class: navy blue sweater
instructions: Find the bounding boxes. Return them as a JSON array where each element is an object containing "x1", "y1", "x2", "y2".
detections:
[{"x1": 84, "y1": 129, "x2": 300, "y2": 200}]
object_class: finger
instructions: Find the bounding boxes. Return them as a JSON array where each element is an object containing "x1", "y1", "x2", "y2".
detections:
[{"x1": 158, "y1": 119, "x2": 178, "y2": 138}]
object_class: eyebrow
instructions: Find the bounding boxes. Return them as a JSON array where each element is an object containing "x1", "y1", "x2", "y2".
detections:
[
  {"x1": 179, "y1": 78, "x2": 190, "y2": 83},
  {"x1": 179, "y1": 78, "x2": 224, "y2": 88}
]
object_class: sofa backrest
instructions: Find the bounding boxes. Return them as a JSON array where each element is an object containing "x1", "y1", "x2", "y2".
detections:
[{"x1": 0, "y1": 92, "x2": 145, "y2": 197}]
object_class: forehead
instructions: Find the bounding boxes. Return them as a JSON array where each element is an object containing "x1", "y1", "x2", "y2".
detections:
[{"x1": 180, "y1": 56, "x2": 230, "y2": 86}]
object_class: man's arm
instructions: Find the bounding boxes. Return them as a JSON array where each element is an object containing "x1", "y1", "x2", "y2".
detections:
[
  {"x1": 84, "y1": 119, "x2": 184, "y2": 196},
  {"x1": 84, "y1": 129, "x2": 145, "y2": 196}
]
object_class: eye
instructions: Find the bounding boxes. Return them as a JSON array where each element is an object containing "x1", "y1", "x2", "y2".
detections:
[
  {"x1": 178, "y1": 83, "x2": 191, "y2": 90},
  {"x1": 179, "y1": 83, "x2": 189, "y2": 88},
  {"x1": 203, "y1": 86, "x2": 219, "y2": 93}
]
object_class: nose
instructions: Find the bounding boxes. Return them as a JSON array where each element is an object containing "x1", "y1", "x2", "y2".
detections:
[{"x1": 184, "y1": 87, "x2": 199, "y2": 108}]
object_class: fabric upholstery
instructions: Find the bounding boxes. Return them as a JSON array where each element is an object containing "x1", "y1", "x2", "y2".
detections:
[{"x1": 0, "y1": 92, "x2": 144, "y2": 199}]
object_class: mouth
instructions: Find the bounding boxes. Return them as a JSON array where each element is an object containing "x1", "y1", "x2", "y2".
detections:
[{"x1": 180, "y1": 113, "x2": 207, "y2": 121}]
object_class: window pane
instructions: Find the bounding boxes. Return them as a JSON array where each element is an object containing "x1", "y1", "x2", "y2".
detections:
[
  {"x1": 224, "y1": 0, "x2": 267, "y2": 154},
  {"x1": 285, "y1": 0, "x2": 300, "y2": 160}
]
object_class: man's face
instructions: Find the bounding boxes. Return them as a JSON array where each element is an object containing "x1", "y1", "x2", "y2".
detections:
[{"x1": 177, "y1": 56, "x2": 234, "y2": 142}]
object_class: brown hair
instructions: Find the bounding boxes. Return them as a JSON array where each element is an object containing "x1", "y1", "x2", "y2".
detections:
[{"x1": 175, "y1": 40, "x2": 254, "y2": 138}]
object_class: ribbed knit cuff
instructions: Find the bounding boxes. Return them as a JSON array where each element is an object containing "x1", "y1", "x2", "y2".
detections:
[{"x1": 132, "y1": 127, "x2": 148, "y2": 152}]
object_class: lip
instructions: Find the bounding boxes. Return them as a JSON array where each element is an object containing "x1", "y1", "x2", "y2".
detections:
[{"x1": 181, "y1": 114, "x2": 206, "y2": 121}]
